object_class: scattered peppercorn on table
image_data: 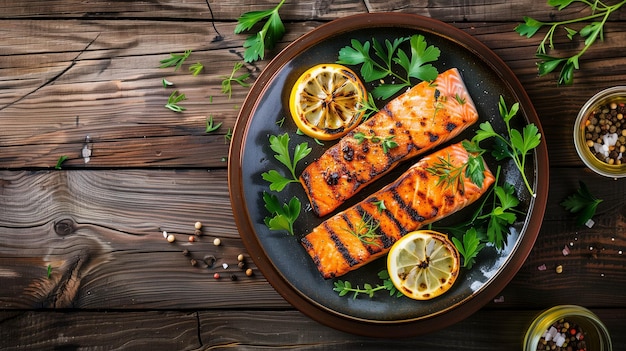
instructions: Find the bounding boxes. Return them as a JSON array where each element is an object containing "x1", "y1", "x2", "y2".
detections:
[{"x1": 1, "y1": 1, "x2": 626, "y2": 349}]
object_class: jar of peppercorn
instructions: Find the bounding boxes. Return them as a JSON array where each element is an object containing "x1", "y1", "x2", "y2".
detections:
[
  {"x1": 523, "y1": 305, "x2": 612, "y2": 351},
  {"x1": 574, "y1": 86, "x2": 626, "y2": 178}
]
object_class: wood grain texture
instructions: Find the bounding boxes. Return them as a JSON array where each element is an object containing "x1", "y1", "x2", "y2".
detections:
[
  {"x1": 3, "y1": 19, "x2": 626, "y2": 168},
  {"x1": 0, "y1": 170, "x2": 287, "y2": 310},
  {"x1": 2, "y1": 0, "x2": 626, "y2": 348},
  {"x1": 1, "y1": 309, "x2": 623, "y2": 350}
]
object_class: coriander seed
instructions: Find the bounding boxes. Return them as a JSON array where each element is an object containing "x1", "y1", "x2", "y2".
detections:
[
  {"x1": 213, "y1": 238, "x2": 221, "y2": 246},
  {"x1": 194, "y1": 221, "x2": 202, "y2": 230},
  {"x1": 166, "y1": 234, "x2": 176, "y2": 243},
  {"x1": 245, "y1": 268, "x2": 253, "y2": 277}
]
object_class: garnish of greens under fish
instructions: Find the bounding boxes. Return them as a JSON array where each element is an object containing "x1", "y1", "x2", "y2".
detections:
[
  {"x1": 333, "y1": 270, "x2": 404, "y2": 299},
  {"x1": 515, "y1": 0, "x2": 626, "y2": 85},
  {"x1": 263, "y1": 192, "x2": 300, "y2": 236},
  {"x1": 261, "y1": 133, "x2": 309, "y2": 235},
  {"x1": 262, "y1": 133, "x2": 311, "y2": 192},
  {"x1": 471, "y1": 95, "x2": 542, "y2": 197},
  {"x1": 337, "y1": 34, "x2": 440, "y2": 99}
]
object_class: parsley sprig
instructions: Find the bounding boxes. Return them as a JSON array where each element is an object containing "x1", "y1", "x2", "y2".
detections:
[
  {"x1": 426, "y1": 141, "x2": 487, "y2": 193},
  {"x1": 333, "y1": 270, "x2": 403, "y2": 299},
  {"x1": 337, "y1": 34, "x2": 440, "y2": 99},
  {"x1": 165, "y1": 90, "x2": 187, "y2": 112},
  {"x1": 261, "y1": 133, "x2": 311, "y2": 192},
  {"x1": 451, "y1": 228, "x2": 484, "y2": 269},
  {"x1": 344, "y1": 214, "x2": 381, "y2": 247},
  {"x1": 435, "y1": 167, "x2": 521, "y2": 253},
  {"x1": 560, "y1": 181, "x2": 603, "y2": 226},
  {"x1": 515, "y1": 0, "x2": 626, "y2": 85},
  {"x1": 159, "y1": 50, "x2": 192, "y2": 71},
  {"x1": 353, "y1": 131, "x2": 398, "y2": 153},
  {"x1": 234, "y1": 0, "x2": 286, "y2": 62},
  {"x1": 472, "y1": 96, "x2": 541, "y2": 197},
  {"x1": 263, "y1": 192, "x2": 300, "y2": 236},
  {"x1": 221, "y1": 62, "x2": 251, "y2": 99}
]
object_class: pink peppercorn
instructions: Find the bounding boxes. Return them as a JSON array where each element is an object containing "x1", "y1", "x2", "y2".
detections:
[{"x1": 213, "y1": 272, "x2": 220, "y2": 279}]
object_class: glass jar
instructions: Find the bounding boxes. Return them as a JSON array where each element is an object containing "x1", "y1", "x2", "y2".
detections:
[
  {"x1": 574, "y1": 86, "x2": 626, "y2": 178},
  {"x1": 523, "y1": 305, "x2": 612, "y2": 351}
]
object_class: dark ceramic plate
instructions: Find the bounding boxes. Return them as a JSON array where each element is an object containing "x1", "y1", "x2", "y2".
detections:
[{"x1": 228, "y1": 13, "x2": 549, "y2": 337}]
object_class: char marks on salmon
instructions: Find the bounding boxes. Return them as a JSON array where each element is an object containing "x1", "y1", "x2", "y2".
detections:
[
  {"x1": 301, "y1": 142, "x2": 495, "y2": 279},
  {"x1": 299, "y1": 68, "x2": 479, "y2": 217}
]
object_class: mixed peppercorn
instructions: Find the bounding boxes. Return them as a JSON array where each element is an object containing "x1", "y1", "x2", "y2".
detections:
[
  {"x1": 583, "y1": 100, "x2": 626, "y2": 165},
  {"x1": 536, "y1": 319, "x2": 587, "y2": 351}
]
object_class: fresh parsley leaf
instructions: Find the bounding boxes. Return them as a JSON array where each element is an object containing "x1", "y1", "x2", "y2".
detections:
[
  {"x1": 189, "y1": 62, "x2": 204, "y2": 76},
  {"x1": 55, "y1": 155, "x2": 68, "y2": 169},
  {"x1": 333, "y1": 270, "x2": 403, "y2": 299},
  {"x1": 205, "y1": 115, "x2": 222, "y2": 133},
  {"x1": 159, "y1": 50, "x2": 192, "y2": 71},
  {"x1": 452, "y1": 228, "x2": 485, "y2": 269},
  {"x1": 472, "y1": 96, "x2": 541, "y2": 197},
  {"x1": 162, "y1": 78, "x2": 173, "y2": 88},
  {"x1": 165, "y1": 90, "x2": 186, "y2": 112},
  {"x1": 482, "y1": 183, "x2": 520, "y2": 249},
  {"x1": 353, "y1": 131, "x2": 398, "y2": 153},
  {"x1": 221, "y1": 62, "x2": 251, "y2": 99},
  {"x1": 47, "y1": 264, "x2": 52, "y2": 279},
  {"x1": 263, "y1": 192, "x2": 300, "y2": 236},
  {"x1": 261, "y1": 133, "x2": 311, "y2": 192},
  {"x1": 515, "y1": 0, "x2": 625, "y2": 85},
  {"x1": 337, "y1": 34, "x2": 440, "y2": 99},
  {"x1": 234, "y1": 0, "x2": 286, "y2": 62},
  {"x1": 560, "y1": 181, "x2": 603, "y2": 226}
]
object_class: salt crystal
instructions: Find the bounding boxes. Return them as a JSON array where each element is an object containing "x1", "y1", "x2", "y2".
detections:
[
  {"x1": 162, "y1": 231, "x2": 168, "y2": 238},
  {"x1": 537, "y1": 264, "x2": 547, "y2": 271},
  {"x1": 585, "y1": 218, "x2": 595, "y2": 228},
  {"x1": 222, "y1": 263, "x2": 229, "y2": 269},
  {"x1": 562, "y1": 245, "x2": 570, "y2": 256},
  {"x1": 493, "y1": 295, "x2": 504, "y2": 303},
  {"x1": 555, "y1": 334, "x2": 566, "y2": 347}
]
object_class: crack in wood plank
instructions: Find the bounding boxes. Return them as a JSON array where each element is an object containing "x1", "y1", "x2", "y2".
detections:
[{"x1": 0, "y1": 33, "x2": 101, "y2": 112}]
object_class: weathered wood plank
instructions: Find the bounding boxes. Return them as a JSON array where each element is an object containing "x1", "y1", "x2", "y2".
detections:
[
  {"x1": 0, "y1": 310, "x2": 203, "y2": 351},
  {"x1": 3, "y1": 19, "x2": 626, "y2": 168},
  {"x1": 2, "y1": 308, "x2": 622, "y2": 350},
  {"x1": 4, "y1": 0, "x2": 625, "y2": 22},
  {"x1": 0, "y1": 169, "x2": 287, "y2": 309},
  {"x1": 198, "y1": 309, "x2": 625, "y2": 349},
  {"x1": 1, "y1": 168, "x2": 625, "y2": 311}
]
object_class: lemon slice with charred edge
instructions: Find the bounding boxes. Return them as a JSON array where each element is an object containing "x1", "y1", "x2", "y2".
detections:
[
  {"x1": 289, "y1": 63, "x2": 366, "y2": 141},
  {"x1": 387, "y1": 230, "x2": 461, "y2": 300}
]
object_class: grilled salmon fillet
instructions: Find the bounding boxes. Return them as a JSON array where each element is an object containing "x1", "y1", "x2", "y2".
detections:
[
  {"x1": 301, "y1": 142, "x2": 494, "y2": 279},
  {"x1": 299, "y1": 68, "x2": 479, "y2": 217}
]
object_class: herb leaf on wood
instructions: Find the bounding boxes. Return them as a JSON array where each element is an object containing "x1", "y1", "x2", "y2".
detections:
[
  {"x1": 235, "y1": 0, "x2": 286, "y2": 62},
  {"x1": 515, "y1": 0, "x2": 626, "y2": 85},
  {"x1": 560, "y1": 181, "x2": 603, "y2": 226}
]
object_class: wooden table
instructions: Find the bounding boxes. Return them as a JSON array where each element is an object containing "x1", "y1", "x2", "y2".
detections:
[{"x1": 1, "y1": 1, "x2": 625, "y2": 349}]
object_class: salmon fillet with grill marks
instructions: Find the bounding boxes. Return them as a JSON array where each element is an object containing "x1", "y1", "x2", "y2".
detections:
[
  {"x1": 301, "y1": 142, "x2": 494, "y2": 279},
  {"x1": 299, "y1": 68, "x2": 479, "y2": 217}
]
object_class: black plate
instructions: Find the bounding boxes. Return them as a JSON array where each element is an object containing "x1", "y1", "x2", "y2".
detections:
[{"x1": 228, "y1": 13, "x2": 549, "y2": 337}]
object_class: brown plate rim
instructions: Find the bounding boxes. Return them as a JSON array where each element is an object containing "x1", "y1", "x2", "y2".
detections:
[{"x1": 228, "y1": 12, "x2": 549, "y2": 337}]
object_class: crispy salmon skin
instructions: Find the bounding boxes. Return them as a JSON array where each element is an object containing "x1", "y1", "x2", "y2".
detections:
[
  {"x1": 299, "y1": 68, "x2": 479, "y2": 217},
  {"x1": 301, "y1": 142, "x2": 495, "y2": 279}
]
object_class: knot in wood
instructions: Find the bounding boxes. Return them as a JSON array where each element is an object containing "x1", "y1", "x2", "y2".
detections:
[{"x1": 54, "y1": 219, "x2": 76, "y2": 236}]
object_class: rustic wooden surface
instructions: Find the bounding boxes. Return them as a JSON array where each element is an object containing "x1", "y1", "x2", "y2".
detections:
[{"x1": 1, "y1": 0, "x2": 625, "y2": 349}]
